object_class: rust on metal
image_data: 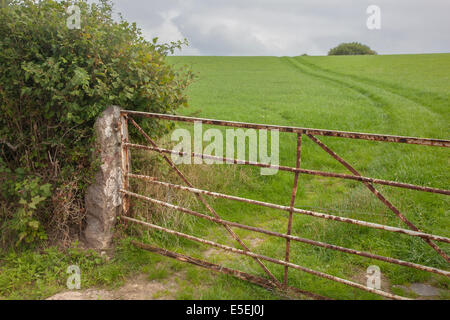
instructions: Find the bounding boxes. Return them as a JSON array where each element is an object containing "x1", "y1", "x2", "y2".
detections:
[
  {"x1": 284, "y1": 133, "x2": 303, "y2": 287},
  {"x1": 127, "y1": 117, "x2": 281, "y2": 286},
  {"x1": 122, "y1": 189, "x2": 450, "y2": 277},
  {"x1": 123, "y1": 180, "x2": 450, "y2": 244},
  {"x1": 122, "y1": 216, "x2": 410, "y2": 300},
  {"x1": 121, "y1": 110, "x2": 449, "y2": 300},
  {"x1": 120, "y1": 110, "x2": 450, "y2": 147},
  {"x1": 120, "y1": 114, "x2": 130, "y2": 216},
  {"x1": 306, "y1": 134, "x2": 450, "y2": 263},
  {"x1": 125, "y1": 143, "x2": 450, "y2": 196},
  {"x1": 131, "y1": 241, "x2": 331, "y2": 300}
]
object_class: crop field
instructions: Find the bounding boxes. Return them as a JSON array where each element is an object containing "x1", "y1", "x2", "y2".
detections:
[
  {"x1": 2, "y1": 54, "x2": 448, "y2": 301},
  {"x1": 124, "y1": 54, "x2": 450, "y2": 300},
  {"x1": 2, "y1": 0, "x2": 449, "y2": 303}
]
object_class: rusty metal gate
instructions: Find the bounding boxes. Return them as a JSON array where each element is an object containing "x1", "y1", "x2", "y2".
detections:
[{"x1": 119, "y1": 109, "x2": 450, "y2": 300}]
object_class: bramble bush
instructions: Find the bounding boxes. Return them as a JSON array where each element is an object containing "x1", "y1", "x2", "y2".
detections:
[
  {"x1": 328, "y1": 42, "x2": 377, "y2": 56},
  {"x1": 0, "y1": 161, "x2": 51, "y2": 246},
  {"x1": 0, "y1": 0, "x2": 193, "y2": 247}
]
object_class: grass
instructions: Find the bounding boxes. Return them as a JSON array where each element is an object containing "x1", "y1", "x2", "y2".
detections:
[
  {"x1": 0, "y1": 241, "x2": 125, "y2": 299},
  {"x1": 141, "y1": 53, "x2": 449, "y2": 299},
  {"x1": 1, "y1": 54, "x2": 448, "y2": 300}
]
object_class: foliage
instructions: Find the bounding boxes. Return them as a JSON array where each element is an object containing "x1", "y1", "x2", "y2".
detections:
[
  {"x1": 0, "y1": 164, "x2": 52, "y2": 246},
  {"x1": 0, "y1": 243, "x2": 107, "y2": 299},
  {"x1": 328, "y1": 42, "x2": 377, "y2": 56},
  {"x1": 0, "y1": 0, "x2": 193, "y2": 246},
  {"x1": 1, "y1": 53, "x2": 449, "y2": 299}
]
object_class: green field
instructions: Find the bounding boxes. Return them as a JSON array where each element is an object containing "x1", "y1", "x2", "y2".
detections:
[
  {"x1": 2, "y1": 54, "x2": 448, "y2": 300},
  {"x1": 122, "y1": 54, "x2": 450, "y2": 299}
]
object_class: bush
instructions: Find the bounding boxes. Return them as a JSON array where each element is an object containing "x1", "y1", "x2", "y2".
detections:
[
  {"x1": 0, "y1": 163, "x2": 51, "y2": 246},
  {"x1": 328, "y1": 42, "x2": 377, "y2": 56},
  {"x1": 0, "y1": 0, "x2": 193, "y2": 246}
]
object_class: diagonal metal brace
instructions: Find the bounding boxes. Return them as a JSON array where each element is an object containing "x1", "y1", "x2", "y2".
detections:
[
  {"x1": 128, "y1": 117, "x2": 281, "y2": 286},
  {"x1": 307, "y1": 134, "x2": 449, "y2": 263}
]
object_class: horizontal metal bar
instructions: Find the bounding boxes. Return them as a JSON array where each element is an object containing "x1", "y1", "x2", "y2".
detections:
[
  {"x1": 121, "y1": 110, "x2": 450, "y2": 147},
  {"x1": 121, "y1": 216, "x2": 409, "y2": 300},
  {"x1": 123, "y1": 186, "x2": 450, "y2": 277},
  {"x1": 307, "y1": 133, "x2": 450, "y2": 263},
  {"x1": 130, "y1": 241, "x2": 331, "y2": 300},
  {"x1": 122, "y1": 183, "x2": 450, "y2": 244},
  {"x1": 125, "y1": 143, "x2": 450, "y2": 196},
  {"x1": 127, "y1": 118, "x2": 281, "y2": 285}
]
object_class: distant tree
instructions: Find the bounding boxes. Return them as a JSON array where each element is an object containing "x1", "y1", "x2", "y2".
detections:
[{"x1": 328, "y1": 42, "x2": 377, "y2": 56}]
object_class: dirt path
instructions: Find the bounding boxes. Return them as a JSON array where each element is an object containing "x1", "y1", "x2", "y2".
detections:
[{"x1": 47, "y1": 273, "x2": 183, "y2": 300}]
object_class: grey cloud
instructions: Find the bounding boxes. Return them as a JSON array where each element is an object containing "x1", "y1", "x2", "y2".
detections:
[{"x1": 108, "y1": 0, "x2": 450, "y2": 55}]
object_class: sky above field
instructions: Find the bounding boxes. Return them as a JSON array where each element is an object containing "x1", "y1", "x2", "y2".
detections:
[{"x1": 108, "y1": 0, "x2": 450, "y2": 56}]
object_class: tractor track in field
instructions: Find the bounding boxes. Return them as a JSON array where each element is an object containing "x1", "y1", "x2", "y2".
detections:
[
  {"x1": 284, "y1": 57, "x2": 443, "y2": 120},
  {"x1": 280, "y1": 56, "x2": 399, "y2": 138},
  {"x1": 281, "y1": 56, "x2": 390, "y2": 111},
  {"x1": 292, "y1": 57, "x2": 447, "y2": 115},
  {"x1": 281, "y1": 56, "x2": 450, "y2": 142}
]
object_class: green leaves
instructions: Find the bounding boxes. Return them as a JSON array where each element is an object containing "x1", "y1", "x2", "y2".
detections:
[
  {"x1": 328, "y1": 42, "x2": 377, "y2": 56},
  {"x1": 70, "y1": 67, "x2": 90, "y2": 89},
  {"x1": 3, "y1": 175, "x2": 52, "y2": 246},
  {"x1": 0, "y1": 0, "x2": 193, "y2": 247}
]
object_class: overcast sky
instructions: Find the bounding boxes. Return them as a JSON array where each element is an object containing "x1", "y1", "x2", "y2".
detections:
[{"x1": 108, "y1": 0, "x2": 450, "y2": 56}]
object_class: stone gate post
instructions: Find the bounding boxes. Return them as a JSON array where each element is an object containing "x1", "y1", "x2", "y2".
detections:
[{"x1": 84, "y1": 106, "x2": 124, "y2": 249}]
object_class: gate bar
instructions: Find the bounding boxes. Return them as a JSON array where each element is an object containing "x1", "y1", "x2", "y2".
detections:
[
  {"x1": 120, "y1": 114, "x2": 131, "y2": 215},
  {"x1": 284, "y1": 133, "x2": 302, "y2": 287},
  {"x1": 130, "y1": 241, "x2": 331, "y2": 300},
  {"x1": 123, "y1": 180, "x2": 450, "y2": 244},
  {"x1": 307, "y1": 134, "x2": 450, "y2": 263},
  {"x1": 120, "y1": 110, "x2": 450, "y2": 147},
  {"x1": 121, "y1": 188, "x2": 450, "y2": 277},
  {"x1": 125, "y1": 143, "x2": 450, "y2": 196},
  {"x1": 121, "y1": 216, "x2": 409, "y2": 300},
  {"x1": 128, "y1": 117, "x2": 280, "y2": 285}
]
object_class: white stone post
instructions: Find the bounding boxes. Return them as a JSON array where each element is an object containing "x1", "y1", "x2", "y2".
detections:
[{"x1": 84, "y1": 106, "x2": 124, "y2": 249}]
